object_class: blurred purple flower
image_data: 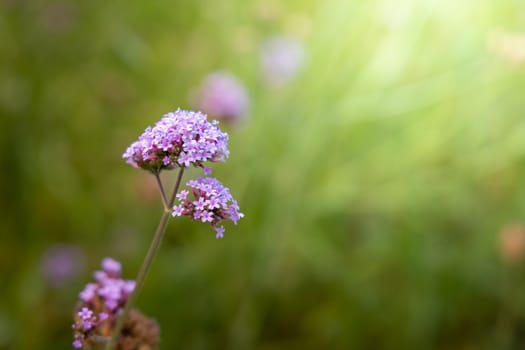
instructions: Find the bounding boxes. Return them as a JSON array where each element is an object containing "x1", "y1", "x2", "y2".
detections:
[
  {"x1": 101, "y1": 257, "x2": 121, "y2": 276},
  {"x1": 195, "y1": 72, "x2": 249, "y2": 124},
  {"x1": 261, "y1": 36, "x2": 306, "y2": 87},
  {"x1": 172, "y1": 177, "x2": 244, "y2": 238},
  {"x1": 123, "y1": 109, "x2": 229, "y2": 173},
  {"x1": 73, "y1": 258, "x2": 135, "y2": 349},
  {"x1": 40, "y1": 244, "x2": 86, "y2": 287}
]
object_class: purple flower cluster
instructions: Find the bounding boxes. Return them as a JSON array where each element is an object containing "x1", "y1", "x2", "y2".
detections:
[
  {"x1": 195, "y1": 72, "x2": 249, "y2": 124},
  {"x1": 122, "y1": 109, "x2": 229, "y2": 173},
  {"x1": 124, "y1": 108, "x2": 244, "y2": 238},
  {"x1": 173, "y1": 177, "x2": 244, "y2": 238},
  {"x1": 72, "y1": 307, "x2": 108, "y2": 348},
  {"x1": 72, "y1": 258, "x2": 135, "y2": 349}
]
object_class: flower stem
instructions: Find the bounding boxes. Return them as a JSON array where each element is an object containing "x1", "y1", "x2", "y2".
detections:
[
  {"x1": 154, "y1": 173, "x2": 169, "y2": 210},
  {"x1": 106, "y1": 167, "x2": 185, "y2": 350}
]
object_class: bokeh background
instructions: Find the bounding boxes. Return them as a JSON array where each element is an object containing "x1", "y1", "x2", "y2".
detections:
[{"x1": 2, "y1": 0, "x2": 525, "y2": 349}]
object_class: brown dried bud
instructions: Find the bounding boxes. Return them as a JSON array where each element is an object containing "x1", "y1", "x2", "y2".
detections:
[{"x1": 117, "y1": 309, "x2": 160, "y2": 350}]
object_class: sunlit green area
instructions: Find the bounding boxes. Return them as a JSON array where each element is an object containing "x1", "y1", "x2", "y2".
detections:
[{"x1": 2, "y1": 0, "x2": 525, "y2": 349}]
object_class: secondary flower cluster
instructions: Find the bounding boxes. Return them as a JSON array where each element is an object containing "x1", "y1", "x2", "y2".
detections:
[
  {"x1": 124, "y1": 108, "x2": 244, "y2": 238},
  {"x1": 122, "y1": 109, "x2": 229, "y2": 173},
  {"x1": 173, "y1": 177, "x2": 244, "y2": 238},
  {"x1": 72, "y1": 258, "x2": 135, "y2": 348}
]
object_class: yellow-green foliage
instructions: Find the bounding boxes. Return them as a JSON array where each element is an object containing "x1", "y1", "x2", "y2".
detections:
[{"x1": 2, "y1": 0, "x2": 525, "y2": 348}]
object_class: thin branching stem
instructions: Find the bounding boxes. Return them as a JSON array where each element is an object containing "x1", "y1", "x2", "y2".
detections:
[
  {"x1": 106, "y1": 167, "x2": 186, "y2": 350},
  {"x1": 154, "y1": 172, "x2": 169, "y2": 210}
]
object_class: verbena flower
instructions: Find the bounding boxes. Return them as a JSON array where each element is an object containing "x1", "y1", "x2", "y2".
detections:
[
  {"x1": 72, "y1": 258, "x2": 136, "y2": 349},
  {"x1": 123, "y1": 109, "x2": 229, "y2": 173},
  {"x1": 195, "y1": 71, "x2": 249, "y2": 124},
  {"x1": 40, "y1": 244, "x2": 85, "y2": 287},
  {"x1": 172, "y1": 177, "x2": 244, "y2": 238},
  {"x1": 261, "y1": 36, "x2": 306, "y2": 87}
]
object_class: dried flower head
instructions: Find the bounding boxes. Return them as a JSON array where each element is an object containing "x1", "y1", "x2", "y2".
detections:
[
  {"x1": 117, "y1": 309, "x2": 160, "y2": 350},
  {"x1": 123, "y1": 109, "x2": 229, "y2": 173},
  {"x1": 172, "y1": 177, "x2": 244, "y2": 238},
  {"x1": 195, "y1": 71, "x2": 249, "y2": 124},
  {"x1": 72, "y1": 258, "x2": 136, "y2": 348}
]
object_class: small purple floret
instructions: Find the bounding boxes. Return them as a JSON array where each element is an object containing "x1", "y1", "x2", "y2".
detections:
[
  {"x1": 101, "y1": 257, "x2": 121, "y2": 276},
  {"x1": 123, "y1": 280, "x2": 136, "y2": 294},
  {"x1": 215, "y1": 226, "x2": 225, "y2": 239},
  {"x1": 78, "y1": 307, "x2": 93, "y2": 320},
  {"x1": 79, "y1": 283, "x2": 97, "y2": 302}
]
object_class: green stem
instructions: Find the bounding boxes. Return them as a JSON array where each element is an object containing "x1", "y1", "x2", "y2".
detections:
[
  {"x1": 106, "y1": 167, "x2": 185, "y2": 350},
  {"x1": 154, "y1": 172, "x2": 169, "y2": 209}
]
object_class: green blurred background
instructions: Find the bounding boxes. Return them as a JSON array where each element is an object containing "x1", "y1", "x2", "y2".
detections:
[{"x1": 2, "y1": 0, "x2": 525, "y2": 349}]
